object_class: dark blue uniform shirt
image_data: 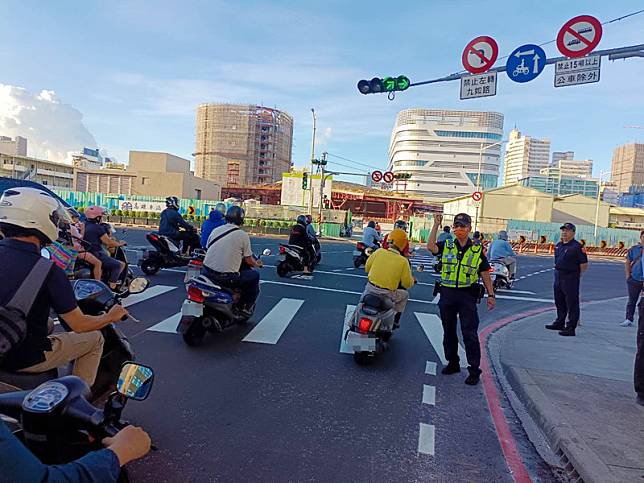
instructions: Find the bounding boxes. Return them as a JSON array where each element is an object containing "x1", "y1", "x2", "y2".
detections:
[
  {"x1": 0, "y1": 239, "x2": 77, "y2": 370},
  {"x1": 83, "y1": 220, "x2": 108, "y2": 255},
  {"x1": 554, "y1": 239, "x2": 588, "y2": 275},
  {"x1": 159, "y1": 208, "x2": 193, "y2": 238}
]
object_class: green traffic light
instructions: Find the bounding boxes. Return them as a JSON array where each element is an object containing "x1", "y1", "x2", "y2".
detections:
[
  {"x1": 396, "y1": 75, "x2": 410, "y2": 91},
  {"x1": 383, "y1": 77, "x2": 396, "y2": 92}
]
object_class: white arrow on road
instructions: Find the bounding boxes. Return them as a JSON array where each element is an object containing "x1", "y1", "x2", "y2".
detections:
[
  {"x1": 532, "y1": 53, "x2": 541, "y2": 73},
  {"x1": 515, "y1": 49, "x2": 535, "y2": 58}
]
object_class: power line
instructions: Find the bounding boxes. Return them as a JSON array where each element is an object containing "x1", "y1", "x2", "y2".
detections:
[{"x1": 326, "y1": 152, "x2": 383, "y2": 171}]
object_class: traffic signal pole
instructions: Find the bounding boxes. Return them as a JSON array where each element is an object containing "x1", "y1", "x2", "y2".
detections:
[{"x1": 308, "y1": 108, "x2": 316, "y2": 213}]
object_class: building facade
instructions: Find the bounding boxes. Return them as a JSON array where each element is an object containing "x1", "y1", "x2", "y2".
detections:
[
  {"x1": 541, "y1": 159, "x2": 593, "y2": 179},
  {"x1": 611, "y1": 143, "x2": 644, "y2": 193},
  {"x1": 0, "y1": 153, "x2": 74, "y2": 189},
  {"x1": 74, "y1": 168, "x2": 135, "y2": 195},
  {"x1": 388, "y1": 109, "x2": 504, "y2": 201},
  {"x1": 194, "y1": 104, "x2": 293, "y2": 188},
  {"x1": 519, "y1": 175, "x2": 599, "y2": 197},
  {"x1": 552, "y1": 150, "x2": 574, "y2": 164},
  {"x1": 503, "y1": 129, "x2": 551, "y2": 185},
  {"x1": 0, "y1": 136, "x2": 27, "y2": 157}
]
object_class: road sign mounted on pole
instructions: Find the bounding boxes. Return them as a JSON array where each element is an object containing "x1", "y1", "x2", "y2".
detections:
[
  {"x1": 462, "y1": 36, "x2": 499, "y2": 74},
  {"x1": 371, "y1": 170, "x2": 383, "y2": 183},
  {"x1": 554, "y1": 54, "x2": 601, "y2": 87},
  {"x1": 460, "y1": 72, "x2": 497, "y2": 99},
  {"x1": 472, "y1": 191, "x2": 483, "y2": 202},
  {"x1": 556, "y1": 15, "x2": 603, "y2": 58},
  {"x1": 383, "y1": 171, "x2": 394, "y2": 183},
  {"x1": 506, "y1": 44, "x2": 546, "y2": 83}
]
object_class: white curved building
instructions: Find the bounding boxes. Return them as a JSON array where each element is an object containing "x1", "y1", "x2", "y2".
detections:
[{"x1": 388, "y1": 109, "x2": 504, "y2": 201}]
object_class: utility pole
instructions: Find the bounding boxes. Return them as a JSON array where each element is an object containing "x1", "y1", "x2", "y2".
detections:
[{"x1": 308, "y1": 108, "x2": 316, "y2": 214}]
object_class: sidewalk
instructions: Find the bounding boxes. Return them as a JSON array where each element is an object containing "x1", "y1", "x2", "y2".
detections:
[{"x1": 494, "y1": 298, "x2": 644, "y2": 482}]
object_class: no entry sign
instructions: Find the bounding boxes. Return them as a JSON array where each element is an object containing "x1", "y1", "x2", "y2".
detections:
[
  {"x1": 557, "y1": 15, "x2": 602, "y2": 58},
  {"x1": 383, "y1": 171, "x2": 394, "y2": 183},
  {"x1": 472, "y1": 191, "x2": 483, "y2": 202},
  {"x1": 371, "y1": 170, "x2": 383, "y2": 183},
  {"x1": 462, "y1": 36, "x2": 499, "y2": 74}
]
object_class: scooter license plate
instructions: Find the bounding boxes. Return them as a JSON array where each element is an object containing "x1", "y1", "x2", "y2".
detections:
[
  {"x1": 181, "y1": 300, "x2": 204, "y2": 317},
  {"x1": 184, "y1": 266, "x2": 201, "y2": 283},
  {"x1": 345, "y1": 331, "x2": 376, "y2": 352}
]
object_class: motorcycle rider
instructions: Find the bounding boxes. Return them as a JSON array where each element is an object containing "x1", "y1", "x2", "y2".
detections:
[
  {"x1": 362, "y1": 220, "x2": 381, "y2": 249},
  {"x1": 83, "y1": 206, "x2": 126, "y2": 291},
  {"x1": 69, "y1": 208, "x2": 102, "y2": 280},
  {"x1": 488, "y1": 230, "x2": 517, "y2": 279},
  {"x1": 305, "y1": 214, "x2": 321, "y2": 262},
  {"x1": 0, "y1": 188, "x2": 129, "y2": 387},
  {"x1": 203, "y1": 206, "x2": 263, "y2": 315},
  {"x1": 159, "y1": 196, "x2": 200, "y2": 255},
  {"x1": 288, "y1": 215, "x2": 314, "y2": 274},
  {"x1": 382, "y1": 220, "x2": 410, "y2": 257},
  {"x1": 362, "y1": 228, "x2": 415, "y2": 328},
  {"x1": 200, "y1": 202, "x2": 227, "y2": 249}
]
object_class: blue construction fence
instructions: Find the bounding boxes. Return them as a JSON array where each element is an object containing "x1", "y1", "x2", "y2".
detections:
[{"x1": 507, "y1": 220, "x2": 642, "y2": 247}]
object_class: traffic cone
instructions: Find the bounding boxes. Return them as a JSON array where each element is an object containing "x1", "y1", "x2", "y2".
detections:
[{"x1": 549, "y1": 243, "x2": 554, "y2": 255}]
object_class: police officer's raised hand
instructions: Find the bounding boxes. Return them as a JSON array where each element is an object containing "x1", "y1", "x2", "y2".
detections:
[
  {"x1": 434, "y1": 214, "x2": 443, "y2": 226},
  {"x1": 487, "y1": 296, "x2": 496, "y2": 311}
]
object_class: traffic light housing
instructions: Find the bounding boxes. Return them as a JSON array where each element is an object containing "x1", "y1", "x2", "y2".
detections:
[
  {"x1": 357, "y1": 75, "x2": 411, "y2": 95},
  {"x1": 394, "y1": 172, "x2": 412, "y2": 180},
  {"x1": 302, "y1": 172, "x2": 308, "y2": 190}
]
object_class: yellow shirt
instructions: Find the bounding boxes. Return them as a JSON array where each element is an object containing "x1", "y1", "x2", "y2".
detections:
[{"x1": 364, "y1": 248, "x2": 414, "y2": 291}]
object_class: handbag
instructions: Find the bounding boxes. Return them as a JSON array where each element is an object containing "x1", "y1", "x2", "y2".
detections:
[{"x1": 47, "y1": 241, "x2": 79, "y2": 276}]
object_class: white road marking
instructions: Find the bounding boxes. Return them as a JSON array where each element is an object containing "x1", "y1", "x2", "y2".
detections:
[
  {"x1": 415, "y1": 312, "x2": 467, "y2": 367},
  {"x1": 418, "y1": 423, "x2": 435, "y2": 455},
  {"x1": 339, "y1": 305, "x2": 356, "y2": 354},
  {"x1": 332, "y1": 269, "x2": 342, "y2": 272},
  {"x1": 425, "y1": 361, "x2": 437, "y2": 375},
  {"x1": 422, "y1": 385, "x2": 436, "y2": 406},
  {"x1": 242, "y1": 298, "x2": 304, "y2": 344},
  {"x1": 496, "y1": 288, "x2": 535, "y2": 295},
  {"x1": 489, "y1": 294, "x2": 554, "y2": 303},
  {"x1": 122, "y1": 285, "x2": 176, "y2": 308},
  {"x1": 147, "y1": 312, "x2": 181, "y2": 333},
  {"x1": 431, "y1": 294, "x2": 440, "y2": 304},
  {"x1": 346, "y1": 267, "x2": 355, "y2": 271}
]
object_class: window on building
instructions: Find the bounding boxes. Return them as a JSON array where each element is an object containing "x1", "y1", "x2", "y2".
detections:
[
  {"x1": 141, "y1": 177, "x2": 150, "y2": 185},
  {"x1": 195, "y1": 189, "x2": 202, "y2": 200}
]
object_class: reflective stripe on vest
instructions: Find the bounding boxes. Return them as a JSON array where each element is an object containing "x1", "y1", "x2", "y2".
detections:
[{"x1": 440, "y1": 240, "x2": 482, "y2": 288}]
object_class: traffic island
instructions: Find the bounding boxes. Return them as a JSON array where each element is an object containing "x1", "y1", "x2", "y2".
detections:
[{"x1": 491, "y1": 298, "x2": 644, "y2": 482}]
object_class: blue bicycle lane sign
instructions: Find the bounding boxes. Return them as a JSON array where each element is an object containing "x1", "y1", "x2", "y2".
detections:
[{"x1": 506, "y1": 44, "x2": 546, "y2": 83}]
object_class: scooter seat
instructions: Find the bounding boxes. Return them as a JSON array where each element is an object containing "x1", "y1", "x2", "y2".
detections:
[
  {"x1": 0, "y1": 368, "x2": 60, "y2": 391},
  {"x1": 362, "y1": 294, "x2": 393, "y2": 311}
]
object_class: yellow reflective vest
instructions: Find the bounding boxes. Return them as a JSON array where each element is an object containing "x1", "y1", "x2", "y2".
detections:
[{"x1": 440, "y1": 240, "x2": 483, "y2": 288}]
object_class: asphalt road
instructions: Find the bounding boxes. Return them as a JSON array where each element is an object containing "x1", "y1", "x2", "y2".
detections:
[{"x1": 110, "y1": 228, "x2": 626, "y2": 482}]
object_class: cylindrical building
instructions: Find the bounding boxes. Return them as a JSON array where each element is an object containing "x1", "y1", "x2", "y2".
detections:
[
  {"x1": 195, "y1": 104, "x2": 293, "y2": 187},
  {"x1": 388, "y1": 109, "x2": 504, "y2": 201}
]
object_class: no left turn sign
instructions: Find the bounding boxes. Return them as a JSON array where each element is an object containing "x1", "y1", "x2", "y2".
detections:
[
  {"x1": 383, "y1": 171, "x2": 394, "y2": 183},
  {"x1": 371, "y1": 170, "x2": 383, "y2": 183},
  {"x1": 556, "y1": 15, "x2": 602, "y2": 58},
  {"x1": 472, "y1": 191, "x2": 483, "y2": 202},
  {"x1": 462, "y1": 36, "x2": 499, "y2": 75}
]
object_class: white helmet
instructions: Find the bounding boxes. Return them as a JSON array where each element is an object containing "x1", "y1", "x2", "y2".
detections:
[{"x1": 0, "y1": 187, "x2": 71, "y2": 244}]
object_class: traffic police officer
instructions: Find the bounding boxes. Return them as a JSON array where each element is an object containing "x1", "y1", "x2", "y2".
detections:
[
  {"x1": 546, "y1": 222, "x2": 588, "y2": 336},
  {"x1": 428, "y1": 213, "x2": 496, "y2": 385}
]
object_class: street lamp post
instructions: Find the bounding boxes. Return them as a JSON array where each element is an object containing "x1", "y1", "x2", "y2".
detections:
[
  {"x1": 474, "y1": 139, "x2": 506, "y2": 231},
  {"x1": 308, "y1": 108, "x2": 317, "y2": 214},
  {"x1": 594, "y1": 170, "x2": 611, "y2": 239}
]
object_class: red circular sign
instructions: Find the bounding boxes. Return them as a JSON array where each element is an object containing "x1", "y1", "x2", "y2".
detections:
[
  {"x1": 371, "y1": 170, "x2": 383, "y2": 182},
  {"x1": 462, "y1": 36, "x2": 499, "y2": 74},
  {"x1": 472, "y1": 191, "x2": 483, "y2": 202},
  {"x1": 383, "y1": 171, "x2": 394, "y2": 183},
  {"x1": 556, "y1": 15, "x2": 602, "y2": 58}
]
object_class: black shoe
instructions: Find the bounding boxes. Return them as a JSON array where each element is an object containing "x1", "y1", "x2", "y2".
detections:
[
  {"x1": 636, "y1": 394, "x2": 644, "y2": 407},
  {"x1": 464, "y1": 373, "x2": 480, "y2": 385},
  {"x1": 558, "y1": 327, "x2": 576, "y2": 337},
  {"x1": 545, "y1": 322, "x2": 565, "y2": 330},
  {"x1": 441, "y1": 363, "x2": 461, "y2": 375}
]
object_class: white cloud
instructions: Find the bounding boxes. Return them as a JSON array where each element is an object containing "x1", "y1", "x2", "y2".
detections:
[{"x1": 0, "y1": 84, "x2": 98, "y2": 164}]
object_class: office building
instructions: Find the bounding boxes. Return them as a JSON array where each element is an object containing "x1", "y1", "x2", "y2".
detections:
[
  {"x1": 611, "y1": 143, "x2": 644, "y2": 193},
  {"x1": 541, "y1": 159, "x2": 593, "y2": 179},
  {"x1": 74, "y1": 168, "x2": 136, "y2": 195},
  {"x1": 503, "y1": 129, "x2": 551, "y2": 185},
  {"x1": 388, "y1": 109, "x2": 504, "y2": 201},
  {"x1": 519, "y1": 174, "x2": 599, "y2": 197},
  {"x1": 0, "y1": 136, "x2": 27, "y2": 156},
  {"x1": 194, "y1": 104, "x2": 293, "y2": 187},
  {"x1": 0, "y1": 153, "x2": 73, "y2": 189},
  {"x1": 72, "y1": 147, "x2": 103, "y2": 170},
  {"x1": 552, "y1": 150, "x2": 574, "y2": 164}
]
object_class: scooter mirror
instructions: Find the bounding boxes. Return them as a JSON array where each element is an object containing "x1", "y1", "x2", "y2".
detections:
[
  {"x1": 416, "y1": 264, "x2": 425, "y2": 272},
  {"x1": 262, "y1": 248, "x2": 272, "y2": 257},
  {"x1": 128, "y1": 277, "x2": 149, "y2": 294},
  {"x1": 40, "y1": 248, "x2": 51, "y2": 260},
  {"x1": 117, "y1": 362, "x2": 155, "y2": 401}
]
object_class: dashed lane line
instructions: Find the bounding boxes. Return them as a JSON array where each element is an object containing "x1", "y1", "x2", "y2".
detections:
[
  {"x1": 425, "y1": 361, "x2": 437, "y2": 375},
  {"x1": 422, "y1": 385, "x2": 436, "y2": 406},
  {"x1": 339, "y1": 305, "x2": 356, "y2": 354},
  {"x1": 418, "y1": 423, "x2": 435, "y2": 455}
]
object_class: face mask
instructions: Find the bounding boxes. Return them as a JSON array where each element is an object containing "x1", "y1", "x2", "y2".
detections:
[{"x1": 453, "y1": 227, "x2": 469, "y2": 240}]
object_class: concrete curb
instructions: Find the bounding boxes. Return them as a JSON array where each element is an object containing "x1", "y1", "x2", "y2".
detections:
[{"x1": 503, "y1": 366, "x2": 619, "y2": 483}]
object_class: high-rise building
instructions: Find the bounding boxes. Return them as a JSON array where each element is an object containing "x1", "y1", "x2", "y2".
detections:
[
  {"x1": 542, "y1": 159, "x2": 593, "y2": 178},
  {"x1": 519, "y1": 175, "x2": 598, "y2": 197},
  {"x1": 388, "y1": 109, "x2": 504, "y2": 201},
  {"x1": 194, "y1": 104, "x2": 293, "y2": 187},
  {"x1": 502, "y1": 129, "x2": 551, "y2": 185},
  {"x1": 611, "y1": 143, "x2": 644, "y2": 193},
  {"x1": 552, "y1": 150, "x2": 574, "y2": 164},
  {"x1": 0, "y1": 136, "x2": 27, "y2": 156}
]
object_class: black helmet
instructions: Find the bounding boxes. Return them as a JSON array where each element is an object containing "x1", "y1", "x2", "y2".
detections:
[
  {"x1": 225, "y1": 205, "x2": 245, "y2": 226},
  {"x1": 473, "y1": 231, "x2": 481, "y2": 239},
  {"x1": 394, "y1": 219, "x2": 407, "y2": 231},
  {"x1": 367, "y1": 220, "x2": 376, "y2": 229},
  {"x1": 296, "y1": 215, "x2": 307, "y2": 226},
  {"x1": 165, "y1": 196, "x2": 180, "y2": 210}
]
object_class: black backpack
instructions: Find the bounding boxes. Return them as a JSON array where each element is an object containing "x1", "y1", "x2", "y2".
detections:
[{"x1": 0, "y1": 258, "x2": 53, "y2": 357}]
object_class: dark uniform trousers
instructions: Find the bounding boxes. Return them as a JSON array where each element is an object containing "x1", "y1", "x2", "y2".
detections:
[
  {"x1": 553, "y1": 271, "x2": 580, "y2": 328},
  {"x1": 438, "y1": 286, "x2": 481, "y2": 374},
  {"x1": 636, "y1": 299, "x2": 644, "y2": 398}
]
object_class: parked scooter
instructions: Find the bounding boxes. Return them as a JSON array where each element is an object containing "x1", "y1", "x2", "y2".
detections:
[
  {"x1": 489, "y1": 259, "x2": 513, "y2": 291},
  {"x1": 0, "y1": 362, "x2": 154, "y2": 482},
  {"x1": 0, "y1": 277, "x2": 149, "y2": 399},
  {"x1": 353, "y1": 242, "x2": 378, "y2": 268},
  {"x1": 345, "y1": 294, "x2": 398, "y2": 365},
  {"x1": 177, "y1": 249, "x2": 271, "y2": 346},
  {"x1": 276, "y1": 244, "x2": 316, "y2": 277},
  {"x1": 139, "y1": 231, "x2": 204, "y2": 275}
]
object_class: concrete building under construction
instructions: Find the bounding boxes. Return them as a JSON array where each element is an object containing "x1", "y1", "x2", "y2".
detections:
[{"x1": 194, "y1": 103, "x2": 293, "y2": 187}]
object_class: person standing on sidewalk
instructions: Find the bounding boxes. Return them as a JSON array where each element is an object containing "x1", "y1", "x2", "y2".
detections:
[
  {"x1": 545, "y1": 223, "x2": 588, "y2": 337},
  {"x1": 428, "y1": 213, "x2": 496, "y2": 386},
  {"x1": 622, "y1": 231, "x2": 644, "y2": 327}
]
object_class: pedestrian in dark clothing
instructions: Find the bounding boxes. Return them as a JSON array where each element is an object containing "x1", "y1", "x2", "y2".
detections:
[
  {"x1": 622, "y1": 231, "x2": 644, "y2": 327},
  {"x1": 545, "y1": 223, "x2": 588, "y2": 336}
]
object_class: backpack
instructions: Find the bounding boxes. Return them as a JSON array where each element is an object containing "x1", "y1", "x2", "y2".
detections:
[{"x1": 0, "y1": 258, "x2": 53, "y2": 357}]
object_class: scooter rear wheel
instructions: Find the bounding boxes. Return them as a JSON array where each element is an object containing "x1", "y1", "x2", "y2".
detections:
[
  {"x1": 182, "y1": 323, "x2": 206, "y2": 346},
  {"x1": 276, "y1": 261, "x2": 290, "y2": 278},
  {"x1": 353, "y1": 256, "x2": 363, "y2": 268},
  {"x1": 140, "y1": 259, "x2": 161, "y2": 275},
  {"x1": 353, "y1": 351, "x2": 371, "y2": 365}
]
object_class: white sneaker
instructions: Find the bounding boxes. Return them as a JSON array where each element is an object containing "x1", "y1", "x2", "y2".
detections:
[{"x1": 620, "y1": 319, "x2": 634, "y2": 327}]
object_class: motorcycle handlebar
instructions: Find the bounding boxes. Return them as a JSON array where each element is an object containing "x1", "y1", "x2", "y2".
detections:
[{"x1": 0, "y1": 390, "x2": 31, "y2": 420}]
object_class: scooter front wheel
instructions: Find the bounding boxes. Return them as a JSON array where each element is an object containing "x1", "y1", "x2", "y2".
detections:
[
  {"x1": 140, "y1": 259, "x2": 161, "y2": 275},
  {"x1": 353, "y1": 351, "x2": 371, "y2": 365}
]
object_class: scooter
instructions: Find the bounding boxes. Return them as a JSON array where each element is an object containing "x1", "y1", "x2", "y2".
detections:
[
  {"x1": 177, "y1": 249, "x2": 271, "y2": 346},
  {"x1": 0, "y1": 361, "x2": 154, "y2": 482},
  {"x1": 353, "y1": 242, "x2": 378, "y2": 268},
  {"x1": 490, "y1": 259, "x2": 513, "y2": 291},
  {"x1": 345, "y1": 294, "x2": 398, "y2": 365},
  {"x1": 0, "y1": 276, "x2": 149, "y2": 399},
  {"x1": 139, "y1": 230, "x2": 204, "y2": 275},
  {"x1": 276, "y1": 244, "x2": 316, "y2": 277}
]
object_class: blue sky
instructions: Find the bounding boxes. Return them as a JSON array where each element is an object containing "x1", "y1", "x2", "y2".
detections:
[{"x1": 1, "y1": 0, "x2": 643, "y2": 180}]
